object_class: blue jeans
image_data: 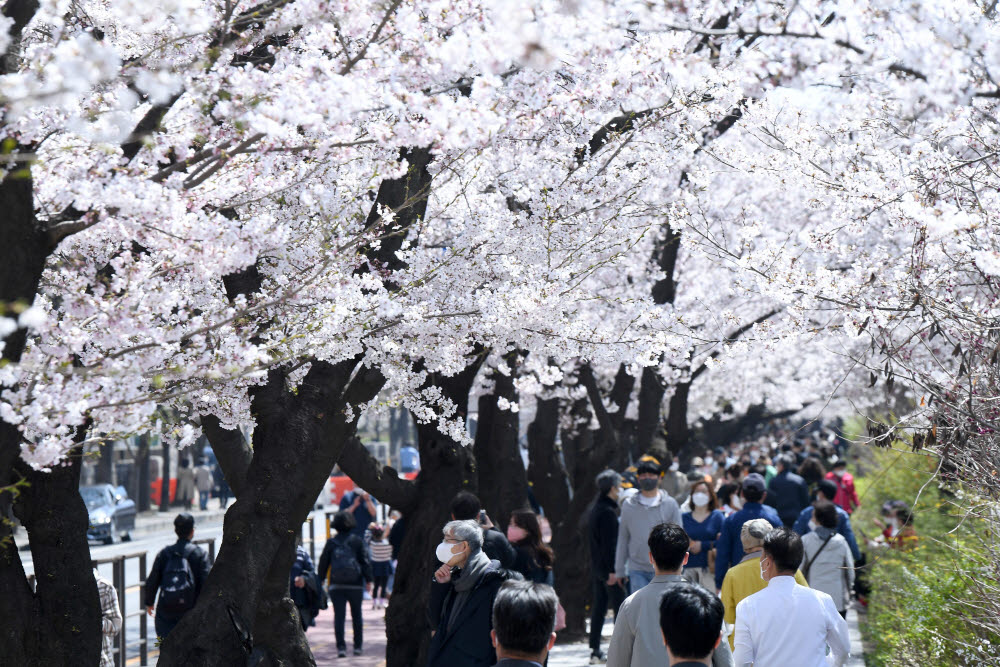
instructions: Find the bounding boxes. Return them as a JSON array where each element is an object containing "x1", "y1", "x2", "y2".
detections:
[{"x1": 629, "y1": 569, "x2": 654, "y2": 594}]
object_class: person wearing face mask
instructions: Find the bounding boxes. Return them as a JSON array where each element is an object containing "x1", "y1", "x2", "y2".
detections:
[
  {"x1": 719, "y1": 520, "x2": 808, "y2": 650},
  {"x1": 658, "y1": 452, "x2": 691, "y2": 504},
  {"x1": 733, "y1": 528, "x2": 850, "y2": 666},
  {"x1": 507, "y1": 510, "x2": 554, "y2": 584},
  {"x1": 615, "y1": 460, "x2": 682, "y2": 594},
  {"x1": 713, "y1": 474, "x2": 781, "y2": 591},
  {"x1": 681, "y1": 482, "x2": 725, "y2": 592},
  {"x1": 427, "y1": 519, "x2": 523, "y2": 667},
  {"x1": 792, "y1": 480, "x2": 861, "y2": 562},
  {"x1": 590, "y1": 469, "x2": 626, "y2": 664},
  {"x1": 825, "y1": 460, "x2": 860, "y2": 514}
]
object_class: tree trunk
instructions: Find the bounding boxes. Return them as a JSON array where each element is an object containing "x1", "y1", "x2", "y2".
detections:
[
  {"x1": 547, "y1": 397, "x2": 611, "y2": 641},
  {"x1": 665, "y1": 381, "x2": 691, "y2": 456},
  {"x1": 160, "y1": 438, "x2": 171, "y2": 511},
  {"x1": 135, "y1": 434, "x2": 150, "y2": 512},
  {"x1": 0, "y1": 94, "x2": 102, "y2": 664},
  {"x1": 635, "y1": 365, "x2": 667, "y2": 457},
  {"x1": 473, "y1": 355, "x2": 528, "y2": 529},
  {"x1": 383, "y1": 361, "x2": 483, "y2": 667},
  {"x1": 9, "y1": 445, "x2": 103, "y2": 666},
  {"x1": 158, "y1": 362, "x2": 385, "y2": 666},
  {"x1": 95, "y1": 440, "x2": 114, "y2": 485}
]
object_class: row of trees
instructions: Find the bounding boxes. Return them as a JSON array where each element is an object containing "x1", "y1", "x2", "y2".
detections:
[{"x1": 3, "y1": 0, "x2": 999, "y2": 664}]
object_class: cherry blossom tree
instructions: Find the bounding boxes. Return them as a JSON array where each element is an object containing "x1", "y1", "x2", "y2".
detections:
[{"x1": 4, "y1": 0, "x2": 1000, "y2": 663}]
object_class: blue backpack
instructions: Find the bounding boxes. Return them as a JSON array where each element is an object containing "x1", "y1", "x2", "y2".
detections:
[{"x1": 158, "y1": 546, "x2": 197, "y2": 613}]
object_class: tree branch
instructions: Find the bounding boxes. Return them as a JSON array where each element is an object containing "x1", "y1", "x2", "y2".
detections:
[
  {"x1": 200, "y1": 414, "x2": 252, "y2": 497},
  {"x1": 336, "y1": 435, "x2": 417, "y2": 511}
]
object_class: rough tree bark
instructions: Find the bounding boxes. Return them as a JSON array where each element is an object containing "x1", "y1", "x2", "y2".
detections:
[
  {"x1": 473, "y1": 352, "x2": 528, "y2": 529},
  {"x1": 0, "y1": 6, "x2": 102, "y2": 660},
  {"x1": 336, "y1": 357, "x2": 485, "y2": 667},
  {"x1": 161, "y1": 145, "x2": 433, "y2": 664},
  {"x1": 159, "y1": 361, "x2": 385, "y2": 666}
]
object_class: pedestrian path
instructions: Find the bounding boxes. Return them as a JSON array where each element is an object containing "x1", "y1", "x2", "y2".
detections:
[
  {"x1": 309, "y1": 599, "x2": 387, "y2": 666},
  {"x1": 303, "y1": 595, "x2": 868, "y2": 666}
]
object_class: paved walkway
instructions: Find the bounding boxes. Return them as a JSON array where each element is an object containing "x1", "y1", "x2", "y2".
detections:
[
  {"x1": 308, "y1": 599, "x2": 388, "y2": 666},
  {"x1": 307, "y1": 600, "x2": 866, "y2": 666}
]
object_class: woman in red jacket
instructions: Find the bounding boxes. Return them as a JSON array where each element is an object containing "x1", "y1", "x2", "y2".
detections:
[{"x1": 825, "y1": 460, "x2": 859, "y2": 514}]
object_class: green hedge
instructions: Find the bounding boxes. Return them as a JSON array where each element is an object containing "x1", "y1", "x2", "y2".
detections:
[{"x1": 852, "y1": 446, "x2": 1000, "y2": 666}]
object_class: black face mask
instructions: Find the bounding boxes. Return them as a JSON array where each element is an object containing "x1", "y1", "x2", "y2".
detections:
[{"x1": 638, "y1": 478, "x2": 658, "y2": 492}]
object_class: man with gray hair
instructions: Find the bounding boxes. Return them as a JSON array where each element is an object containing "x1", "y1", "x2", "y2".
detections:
[
  {"x1": 589, "y1": 469, "x2": 625, "y2": 663},
  {"x1": 719, "y1": 519, "x2": 808, "y2": 650},
  {"x1": 427, "y1": 519, "x2": 523, "y2": 667}
]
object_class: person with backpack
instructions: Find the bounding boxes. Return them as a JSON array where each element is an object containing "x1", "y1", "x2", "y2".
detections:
[
  {"x1": 144, "y1": 513, "x2": 211, "y2": 639},
  {"x1": 317, "y1": 510, "x2": 373, "y2": 658}
]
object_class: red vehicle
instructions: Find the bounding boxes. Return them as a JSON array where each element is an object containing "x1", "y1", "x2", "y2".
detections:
[{"x1": 324, "y1": 471, "x2": 418, "y2": 507}]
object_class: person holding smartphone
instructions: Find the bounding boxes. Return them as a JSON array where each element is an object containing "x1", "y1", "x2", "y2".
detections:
[{"x1": 449, "y1": 491, "x2": 516, "y2": 568}]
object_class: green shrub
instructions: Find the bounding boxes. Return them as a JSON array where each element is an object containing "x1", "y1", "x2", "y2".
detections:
[{"x1": 851, "y1": 445, "x2": 1000, "y2": 666}]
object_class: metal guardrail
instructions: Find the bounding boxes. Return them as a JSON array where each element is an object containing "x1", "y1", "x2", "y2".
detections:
[{"x1": 90, "y1": 538, "x2": 216, "y2": 667}]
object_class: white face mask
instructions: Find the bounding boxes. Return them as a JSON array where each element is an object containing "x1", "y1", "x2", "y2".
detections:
[
  {"x1": 669, "y1": 462, "x2": 680, "y2": 472},
  {"x1": 692, "y1": 492, "x2": 710, "y2": 507},
  {"x1": 730, "y1": 494, "x2": 743, "y2": 510},
  {"x1": 808, "y1": 519, "x2": 818, "y2": 531},
  {"x1": 436, "y1": 541, "x2": 460, "y2": 565}
]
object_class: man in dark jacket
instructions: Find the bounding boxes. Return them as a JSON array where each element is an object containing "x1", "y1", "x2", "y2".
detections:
[
  {"x1": 765, "y1": 455, "x2": 810, "y2": 528},
  {"x1": 427, "y1": 519, "x2": 523, "y2": 667},
  {"x1": 589, "y1": 469, "x2": 625, "y2": 664},
  {"x1": 144, "y1": 513, "x2": 212, "y2": 639},
  {"x1": 450, "y1": 490, "x2": 516, "y2": 568}
]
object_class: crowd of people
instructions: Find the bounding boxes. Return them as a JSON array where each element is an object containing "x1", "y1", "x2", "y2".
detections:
[{"x1": 131, "y1": 422, "x2": 923, "y2": 666}]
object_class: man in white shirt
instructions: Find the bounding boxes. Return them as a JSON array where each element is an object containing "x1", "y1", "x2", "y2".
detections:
[{"x1": 733, "y1": 528, "x2": 850, "y2": 667}]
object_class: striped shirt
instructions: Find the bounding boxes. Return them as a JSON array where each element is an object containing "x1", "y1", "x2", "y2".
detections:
[{"x1": 370, "y1": 540, "x2": 393, "y2": 563}]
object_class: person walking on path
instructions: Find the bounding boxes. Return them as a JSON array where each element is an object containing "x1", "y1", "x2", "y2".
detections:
[
  {"x1": 681, "y1": 480, "x2": 725, "y2": 593},
  {"x1": 658, "y1": 452, "x2": 690, "y2": 504},
  {"x1": 175, "y1": 458, "x2": 195, "y2": 510},
  {"x1": 427, "y1": 519, "x2": 523, "y2": 667},
  {"x1": 368, "y1": 524, "x2": 393, "y2": 609},
  {"x1": 96, "y1": 568, "x2": 122, "y2": 667},
  {"x1": 608, "y1": 523, "x2": 733, "y2": 667},
  {"x1": 589, "y1": 469, "x2": 626, "y2": 664},
  {"x1": 194, "y1": 459, "x2": 213, "y2": 511},
  {"x1": 144, "y1": 513, "x2": 211, "y2": 639},
  {"x1": 317, "y1": 510, "x2": 373, "y2": 657},
  {"x1": 733, "y1": 528, "x2": 850, "y2": 666},
  {"x1": 659, "y1": 583, "x2": 727, "y2": 667},
  {"x1": 765, "y1": 455, "x2": 810, "y2": 528},
  {"x1": 615, "y1": 460, "x2": 682, "y2": 594},
  {"x1": 719, "y1": 519, "x2": 808, "y2": 650},
  {"x1": 826, "y1": 460, "x2": 860, "y2": 515},
  {"x1": 714, "y1": 474, "x2": 780, "y2": 590},
  {"x1": 213, "y1": 462, "x2": 230, "y2": 509},
  {"x1": 450, "y1": 491, "x2": 517, "y2": 568},
  {"x1": 801, "y1": 503, "x2": 855, "y2": 619},
  {"x1": 490, "y1": 580, "x2": 559, "y2": 667},
  {"x1": 507, "y1": 509, "x2": 554, "y2": 584},
  {"x1": 792, "y1": 479, "x2": 861, "y2": 561}
]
